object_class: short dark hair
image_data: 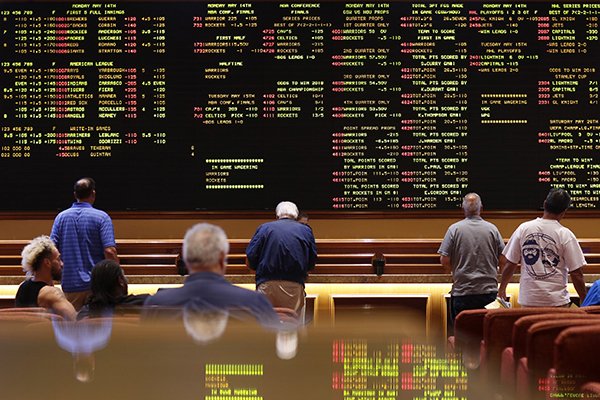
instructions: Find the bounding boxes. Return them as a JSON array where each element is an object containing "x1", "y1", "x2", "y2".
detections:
[
  {"x1": 74, "y1": 177, "x2": 95, "y2": 200},
  {"x1": 544, "y1": 188, "x2": 571, "y2": 214}
]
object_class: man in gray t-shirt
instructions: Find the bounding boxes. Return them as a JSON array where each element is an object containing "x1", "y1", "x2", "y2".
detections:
[{"x1": 438, "y1": 193, "x2": 505, "y2": 323}]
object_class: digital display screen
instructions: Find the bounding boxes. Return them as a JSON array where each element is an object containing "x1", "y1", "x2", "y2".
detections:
[{"x1": 2, "y1": 0, "x2": 600, "y2": 211}]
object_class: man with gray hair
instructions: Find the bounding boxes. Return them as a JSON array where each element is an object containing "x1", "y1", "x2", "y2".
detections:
[
  {"x1": 15, "y1": 235, "x2": 77, "y2": 320},
  {"x1": 438, "y1": 193, "x2": 505, "y2": 323},
  {"x1": 246, "y1": 201, "x2": 317, "y2": 321},
  {"x1": 143, "y1": 223, "x2": 278, "y2": 325}
]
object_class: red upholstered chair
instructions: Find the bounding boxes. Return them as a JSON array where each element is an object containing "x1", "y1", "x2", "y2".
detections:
[
  {"x1": 481, "y1": 308, "x2": 582, "y2": 386},
  {"x1": 581, "y1": 305, "x2": 600, "y2": 314},
  {"x1": 547, "y1": 325, "x2": 600, "y2": 400},
  {"x1": 500, "y1": 313, "x2": 592, "y2": 399},
  {"x1": 0, "y1": 312, "x2": 63, "y2": 323},
  {"x1": 0, "y1": 307, "x2": 47, "y2": 313},
  {"x1": 515, "y1": 317, "x2": 600, "y2": 400},
  {"x1": 447, "y1": 309, "x2": 488, "y2": 368},
  {"x1": 581, "y1": 382, "x2": 600, "y2": 399}
]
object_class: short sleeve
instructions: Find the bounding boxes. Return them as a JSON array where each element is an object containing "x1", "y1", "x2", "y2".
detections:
[
  {"x1": 502, "y1": 225, "x2": 523, "y2": 264},
  {"x1": 495, "y1": 229, "x2": 506, "y2": 255},
  {"x1": 50, "y1": 217, "x2": 61, "y2": 247},
  {"x1": 562, "y1": 234, "x2": 587, "y2": 272},
  {"x1": 437, "y1": 227, "x2": 454, "y2": 257},
  {"x1": 99, "y1": 214, "x2": 116, "y2": 248}
]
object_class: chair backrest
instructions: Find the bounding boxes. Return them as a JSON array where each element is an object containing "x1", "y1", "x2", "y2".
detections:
[
  {"x1": 527, "y1": 318, "x2": 600, "y2": 376},
  {"x1": 454, "y1": 309, "x2": 488, "y2": 351},
  {"x1": 482, "y1": 308, "x2": 583, "y2": 378},
  {"x1": 512, "y1": 313, "x2": 593, "y2": 361},
  {"x1": 0, "y1": 312, "x2": 63, "y2": 323},
  {"x1": 581, "y1": 305, "x2": 600, "y2": 314},
  {"x1": 553, "y1": 325, "x2": 600, "y2": 396},
  {"x1": 0, "y1": 307, "x2": 47, "y2": 314},
  {"x1": 581, "y1": 382, "x2": 600, "y2": 399}
]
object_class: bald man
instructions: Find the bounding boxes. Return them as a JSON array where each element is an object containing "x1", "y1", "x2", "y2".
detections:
[
  {"x1": 51, "y1": 177, "x2": 118, "y2": 310},
  {"x1": 438, "y1": 193, "x2": 505, "y2": 323}
]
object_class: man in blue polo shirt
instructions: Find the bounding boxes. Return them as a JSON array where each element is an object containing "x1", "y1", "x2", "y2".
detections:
[{"x1": 51, "y1": 177, "x2": 118, "y2": 310}]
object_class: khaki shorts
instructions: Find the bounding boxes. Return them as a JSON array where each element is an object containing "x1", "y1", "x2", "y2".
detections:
[
  {"x1": 257, "y1": 280, "x2": 306, "y2": 323},
  {"x1": 64, "y1": 290, "x2": 92, "y2": 312}
]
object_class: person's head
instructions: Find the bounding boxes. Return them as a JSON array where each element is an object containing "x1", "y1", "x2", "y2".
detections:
[
  {"x1": 275, "y1": 201, "x2": 298, "y2": 220},
  {"x1": 183, "y1": 223, "x2": 229, "y2": 274},
  {"x1": 89, "y1": 260, "x2": 128, "y2": 308},
  {"x1": 21, "y1": 235, "x2": 63, "y2": 281},
  {"x1": 544, "y1": 188, "x2": 571, "y2": 216},
  {"x1": 462, "y1": 193, "x2": 482, "y2": 217},
  {"x1": 183, "y1": 305, "x2": 229, "y2": 345},
  {"x1": 74, "y1": 177, "x2": 96, "y2": 202},
  {"x1": 297, "y1": 212, "x2": 309, "y2": 225}
]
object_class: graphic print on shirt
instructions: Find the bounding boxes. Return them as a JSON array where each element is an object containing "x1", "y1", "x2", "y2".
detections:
[{"x1": 522, "y1": 233, "x2": 559, "y2": 280}]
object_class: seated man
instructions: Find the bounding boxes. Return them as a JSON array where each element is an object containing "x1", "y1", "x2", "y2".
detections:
[
  {"x1": 143, "y1": 223, "x2": 279, "y2": 327},
  {"x1": 15, "y1": 235, "x2": 76, "y2": 321},
  {"x1": 78, "y1": 259, "x2": 150, "y2": 319}
]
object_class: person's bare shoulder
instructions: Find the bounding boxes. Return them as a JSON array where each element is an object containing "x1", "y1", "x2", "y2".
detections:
[{"x1": 38, "y1": 286, "x2": 76, "y2": 320}]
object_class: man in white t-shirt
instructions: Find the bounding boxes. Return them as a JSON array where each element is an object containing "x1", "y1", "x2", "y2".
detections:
[{"x1": 499, "y1": 188, "x2": 587, "y2": 306}]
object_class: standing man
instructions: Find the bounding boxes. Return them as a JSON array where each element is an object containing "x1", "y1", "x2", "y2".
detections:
[
  {"x1": 51, "y1": 177, "x2": 118, "y2": 310},
  {"x1": 499, "y1": 188, "x2": 586, "y2": 306},
  {"x1": 15, "y1": 235, "x2": 76, "y2": 320},
  {"x1": 438, "y1": 193, "x2": 505, "y2": 323},
  {"x1": 246, "y1": 201, "x2": 317, "y2": 321}
]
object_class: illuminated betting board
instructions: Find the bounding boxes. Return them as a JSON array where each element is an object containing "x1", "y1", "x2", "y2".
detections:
[{"x1": 1, "y1": 0, "x2": 600, "y2": 211}]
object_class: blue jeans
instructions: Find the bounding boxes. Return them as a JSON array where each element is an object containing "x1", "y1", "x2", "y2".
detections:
[{"x1": 450, "y1": 292, "x2": 497, "y2": 325}]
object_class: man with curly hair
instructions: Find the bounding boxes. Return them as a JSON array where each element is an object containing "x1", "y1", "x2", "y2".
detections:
[{"x1": 15, "y1": 236, "x2": 76, "y2": 320}]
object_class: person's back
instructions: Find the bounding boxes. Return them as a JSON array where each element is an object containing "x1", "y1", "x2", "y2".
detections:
[
  {"x1": 143, "y1": 223, "x2": 279, "y2": 327},
  {"x1": 248, "y1": 218, "x2": 316, "y2": 285},
  {"x1": 144, "y1": 271, "x2": 276, "y2": 324},
  {"x1": 504, "y1": 217, "x2": 583, "y2": 306},
  {"x1": 15, "y1": 280, "x2": 47, "y2": 307},
  {"x1": 52, "y1": 205, "x2": 113, "y2": 289},
  {"x1": 246, "y1": 201, "x2": 317, "y2": 321},
  {"x1": 444, "y1": 217, "x2": 503, "y2": 294},
  {"x1": 499, "y1": 188, "x2": 587, "y2": 306},
  {"x1": 51, "y1": 177, "x2": 117, "y2": 310},
  {"x1": 439, "y1": 193, "x2": 504, "y2": 322}
]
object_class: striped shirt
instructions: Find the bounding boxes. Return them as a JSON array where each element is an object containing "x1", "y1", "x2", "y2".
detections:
[{"x1": 50, "y1": 202, "x2": 116, "y2": 292}]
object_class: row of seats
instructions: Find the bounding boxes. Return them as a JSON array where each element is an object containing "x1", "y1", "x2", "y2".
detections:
[
  {"x1": 2, "y1": 238, "x2": 600, "y2": 276},
  {"x1": 448, "y1": 306, "x2": 600, "y2": 399}
]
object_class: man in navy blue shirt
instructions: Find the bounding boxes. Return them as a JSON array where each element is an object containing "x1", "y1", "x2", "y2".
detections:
[
  {"x1": 51, "y1": 178, "x2": 118, "y2": 310},
  {"x1": 143, "y1": 223, "x2": 279, "y2": 327},
  {"x1": 246, "y1": 201, "x2": 317, "y2": 322}
]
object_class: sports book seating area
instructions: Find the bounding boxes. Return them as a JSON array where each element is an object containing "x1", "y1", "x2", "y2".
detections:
[
  {"x1": 1, "y1": 238, "x2": 600, "y2": 336},
  {"x1": 448, "y1": 306, "x2": 600, "y2": 399},
  {"x1": 2, "y1": 238, "x2": 600, "y2": 277}
]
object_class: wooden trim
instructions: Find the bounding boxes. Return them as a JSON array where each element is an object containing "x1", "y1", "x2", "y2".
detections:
[{"x1": 2, "y1": 210, "x2": 600, "y2": 219}]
